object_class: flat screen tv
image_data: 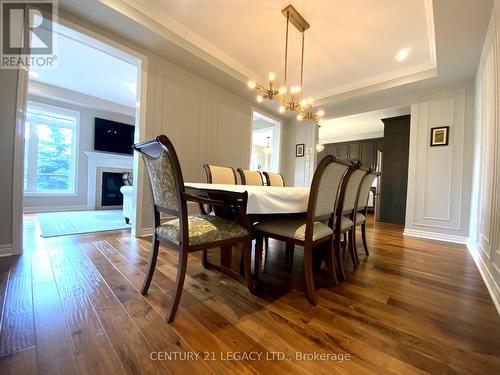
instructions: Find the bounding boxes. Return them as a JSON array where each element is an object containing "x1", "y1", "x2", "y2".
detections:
[{"x1": 94, "y1": 118, "x2": 135, "y2": 155}]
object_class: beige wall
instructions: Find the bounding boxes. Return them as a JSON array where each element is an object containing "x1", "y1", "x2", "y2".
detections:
[
  {"x1": 468, "y1": 0, "x2": 500, "y2": 312},
  {"x1": 139, "y1": 56, "x2": 253, "y2": 232},
  {"x1": 0, "y1": 69, "x2": 19, "y2": 254}
]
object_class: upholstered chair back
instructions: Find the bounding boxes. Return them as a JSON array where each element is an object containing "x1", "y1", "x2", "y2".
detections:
[
  {"x1": 204, "y1": 164, "x2": 237, "y2": 184},
  {"x1": 134, "y1": 135, "x2": 186, "y2": 219},
  {"x1": 356, "y1": 172, "x2": 379, "y2": 210},
  {"x1": 342, "y1": 168, "x2": 369, "y2": 213},
  {"x1": 263, "y1": 172, "x2": 285, "y2": 187},
  {"x1": 238, "y1": 169, "x2": 264, "y2": 186},
  {"x1": 312, "y1": 156, "x2": 351, "y2": 219}
]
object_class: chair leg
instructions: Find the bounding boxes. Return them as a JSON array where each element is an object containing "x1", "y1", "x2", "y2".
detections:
[
  {"x1": 242, "y1": 239, "x2": 254, "y2": 293},
  {"x1": 361, "y1": 223, "x2": 369, "y2": 256},
  {"x1": 326, "y1": 238, "x2": 338, "y2": 285},
  {"x1": 334, "y1": 236, "x2": 346, "y2": 281},
  {"x1": 348, "y1": 229, "x2": 358, "y2": 268},
  {"x1": 254, "y1": 235, "x2": 264, "y2": 276},
  {"x1": 141, "y1": 235, "x2": 159, "y2": 295},
  {"x1": 202, "y1": 249, "x2": 208, "y2": 269},
  {"x1": 166, "y1": 248, "x2": 189, "y2": 323},
  {"x1": 352, "y1": 225, "x2": 360, "y2": 266},
  {"x1": 303, "y1": 243, "x2": 317, "y2": 306}
]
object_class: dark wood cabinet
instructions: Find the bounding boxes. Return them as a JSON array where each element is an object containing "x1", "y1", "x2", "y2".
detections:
[
  {"x1": 317, "y1": 114, "x2": 410, "y2": 225},
  {"x1": 379, "y1": 115, "x2": 410, "y2": 225},
  {"x1": 320, "y1": 138, "x2": 383, "y2": 171}
]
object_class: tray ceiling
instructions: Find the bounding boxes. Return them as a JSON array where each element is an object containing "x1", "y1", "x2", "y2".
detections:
[{"x1": 119, "y1": 0, "x2": 436, "y2": 101}]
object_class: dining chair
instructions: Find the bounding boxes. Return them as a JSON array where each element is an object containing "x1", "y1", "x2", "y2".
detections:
[
  {"x1": 203, "y1": 164, "x2": 238, "y2": 184},
  {"x1": 237, "y1": 169, "x2": 265, "y2": 186},
  {"x1": 262, "y1": 171, "x2": 285, "y2": 187},
  {"x1": 253, "y1": 155, "x2": 351, "y2": 305},
  {"x1": 134, "y1": 135, "x2": 253, "y2": 323},
  {"x1": 352, "y1": 170, "x2": 380, "y2": 259},
  {"x1": 334, "y1": 163, "x2": 370, "y2": 276}
]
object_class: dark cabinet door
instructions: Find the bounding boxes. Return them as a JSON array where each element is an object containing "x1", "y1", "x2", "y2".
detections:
[
  {"x1": 349, "y1": 143, "x2": 360, "y2": 162},
  {"x1": 379, "y1": 115, "x2": 410, "y2": 225},
  {"x1": 360, "y1": 141, "x2": 375, "y2": 170},
  {"x1": 338, "y1": 144, "x2": 348, "y2": 159}
]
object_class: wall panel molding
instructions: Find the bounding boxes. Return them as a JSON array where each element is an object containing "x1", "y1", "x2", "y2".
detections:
[{"x1": 405, "y1": 87, "x2": 472, "y2": 238}]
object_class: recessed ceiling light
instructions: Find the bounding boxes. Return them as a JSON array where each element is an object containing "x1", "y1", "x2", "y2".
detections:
[
  {"x1": 29, "y1": 71, "x2": 39, "y2": 79},
  {"x1": 395, "y1": 48, "x2": 411, "y2": 62}
]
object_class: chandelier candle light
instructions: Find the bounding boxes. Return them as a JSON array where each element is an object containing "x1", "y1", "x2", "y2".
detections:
[{"x1": 247, "y1": 4, "x2": 325, "y2": 125}]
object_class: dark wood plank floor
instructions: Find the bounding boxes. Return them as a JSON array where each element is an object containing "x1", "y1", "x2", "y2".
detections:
[{"x1": 1, "y1": 215, "x2": 499, "y2": 374}]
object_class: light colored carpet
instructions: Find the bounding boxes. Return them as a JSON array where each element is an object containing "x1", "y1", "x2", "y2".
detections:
[{"x1": 38, "y1": 210, "x2": 130, "y2": 237}]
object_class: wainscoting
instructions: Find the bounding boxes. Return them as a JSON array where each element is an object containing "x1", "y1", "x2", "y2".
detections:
[
  {"x1": 405, "y1": 87, "x2": 474, "y2": 240},
  {"x1": 468, "y1": 1, "x2": 500, "y2": 315}
]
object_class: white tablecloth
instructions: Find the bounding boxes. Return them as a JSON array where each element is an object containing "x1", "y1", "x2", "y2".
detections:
[{"x1": 185, "y1": 183, "x2": 310, "y2": 215}]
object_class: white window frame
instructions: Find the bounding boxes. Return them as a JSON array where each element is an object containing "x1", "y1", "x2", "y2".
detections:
[{"x1": 24, "y1": 101, "x2": 80, "y2": 196}]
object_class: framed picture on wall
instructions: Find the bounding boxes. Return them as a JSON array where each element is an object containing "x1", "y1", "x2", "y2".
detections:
[
  {"x1": 296, "y1": 143, "x2": 305, "y2": 157},
  {"x1": 430, "y1": 126, "x2": 449, "y2": 147}
]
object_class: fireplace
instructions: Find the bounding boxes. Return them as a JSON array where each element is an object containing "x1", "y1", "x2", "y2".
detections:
[
  {"x1": 101, "y1": 172, "x2": 125, "y2": 207},
  {"x1": 95, "y1": 167, "x2": 132, "y2": 209},
  {"x1": 85, "y1": 151, "x2": 133, "y2": 210}
]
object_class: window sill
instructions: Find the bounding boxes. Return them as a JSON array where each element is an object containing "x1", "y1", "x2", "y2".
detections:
[{"x1": 24, "y1": 192, "x2": 78, "y2": 197}]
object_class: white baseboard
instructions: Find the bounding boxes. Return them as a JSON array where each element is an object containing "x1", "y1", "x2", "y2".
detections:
[
  {"x1": 24, "y1": 205, "x2": 88, "y2": 213},
  {"x1": 403, "y1": 228, "x2": 468, "y2": 244},
  {"x1": 139, "y1": 227, "x2": 153, "y2": 237},
  {"x1": 0, "y1": 244, "x2": 13, "y2": 257},
  {"x1": 467, "y1": 240, "x2": 500, "y2": 317}
]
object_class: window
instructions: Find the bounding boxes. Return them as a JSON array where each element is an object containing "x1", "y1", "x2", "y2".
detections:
[
  {"x1": 24, "y1": 102, "x2": 79, "y2": 195},
  {"x1": 250, "y1": 111, "x2": 281, "y2": 172}
]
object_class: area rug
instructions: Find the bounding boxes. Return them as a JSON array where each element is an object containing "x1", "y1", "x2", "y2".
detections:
[{"x1": 38, "y1": 210, "x2": 130, "y2": 237}]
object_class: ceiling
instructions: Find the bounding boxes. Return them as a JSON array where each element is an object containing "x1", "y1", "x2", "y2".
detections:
[
  {"x1": 319, "y1": 105, "x2": 410, "y2": 143},
  {"x1": 59, "y1": 0, "x2": 494, "y2": 118},
  {"x1": 116, "y1": 0, "x2": 435, "y2": 101},
  {"x1": 29, "y1": 23, "x2": 139, "y2": 108}
]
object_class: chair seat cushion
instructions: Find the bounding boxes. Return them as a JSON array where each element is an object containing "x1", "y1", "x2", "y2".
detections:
[
  {"x1": 355, "y1": 213, "x2": 366, "y2": 224},
  {"x1": 255, "y1": 217, "x2": 333, "y2": 242},
  {"x1": 156, "y1": 215, "x2": 248, "y2": 246},
  {"x1": 333, "y1": 216, "x2": 354, "y2": 231}
]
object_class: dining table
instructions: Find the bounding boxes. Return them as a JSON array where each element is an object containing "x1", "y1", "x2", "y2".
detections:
[
  {"x1": 184, "y1": 182, "x2": 311, "y2": 280},
  {"x1": 185, "y1": 182, "x2": 310, "y2": 215}
]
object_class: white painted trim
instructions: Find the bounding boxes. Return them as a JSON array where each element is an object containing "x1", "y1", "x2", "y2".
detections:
[
  {"x1": 0, "y1": 244, "x2": 13, "y2": 258},
  {"x1": 403, "y1": 228, "x2": 468, "y2": 244},
  {"x1": 23, "y1": 205, "x2": 88, "y2": 213},
  {"x1": 467, "y1": 240, "x2": 500, "y2": 317},
  {"x1": 139, "y1": 227, "x2": 153, "y2": 237},
  {"x1": 12, "y1": 68, "x2": 29, "y2": 256}
]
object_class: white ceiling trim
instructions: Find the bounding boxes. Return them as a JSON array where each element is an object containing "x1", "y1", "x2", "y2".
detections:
[
  {"x1": 101, "y1": 0, "x2": 437, "y2": 105},
  {"x1": 100, "y1": 0, "x2": 256, "y2": 81}
]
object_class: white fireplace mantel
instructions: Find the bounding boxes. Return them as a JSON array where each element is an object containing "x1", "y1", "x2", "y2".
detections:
[{"x1": 85, "y1": 151, "x2": 133, "y2": 209}]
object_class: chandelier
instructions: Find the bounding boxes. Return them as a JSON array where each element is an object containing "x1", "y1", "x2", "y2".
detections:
[{"x1": 247, "y1": 5, "x2": 324, "y2": 124}]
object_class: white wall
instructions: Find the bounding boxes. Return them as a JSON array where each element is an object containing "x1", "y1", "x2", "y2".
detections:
[
  {"x1": 282, "y1": 118, "x2": 317, "y2": 187},
  {"x1": 23, "y1": 92, "x2": 135, "y2": 212},
  {"x1": 468, "y1": 0, "x2": 500, "y2": 313},
  {"x1": 404, "y1": 87, "x2": 474, "y2": 242},
  {"x1": 139, "y1": 55, "x2": 253, "y2": 233}
]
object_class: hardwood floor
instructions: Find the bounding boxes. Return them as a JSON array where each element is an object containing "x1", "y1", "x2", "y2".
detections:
[{"x1": 1, "y1": 216, "x2": 499, "y2": 374}]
